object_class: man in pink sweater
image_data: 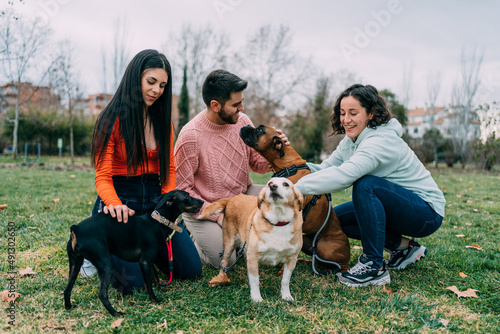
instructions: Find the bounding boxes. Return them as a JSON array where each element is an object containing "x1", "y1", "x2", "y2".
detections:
[{"x1": 174, "y1": 69, "x2": 287, "y2": 268}]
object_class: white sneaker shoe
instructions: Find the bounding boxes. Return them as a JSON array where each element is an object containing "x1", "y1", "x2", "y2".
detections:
[{"x1": 80, "y1": 259, "x2": 97, "y2": 277}]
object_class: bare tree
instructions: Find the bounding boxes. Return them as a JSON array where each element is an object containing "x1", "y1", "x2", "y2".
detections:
[
  {"x1": 165, "y1": 23, "x2": 230, "y2": 117},
  {"x1": 400, "y1": 62, "x2": 413, "y2": 108},
  {"x1": 51, "y1": 40, "x2": 83, "y2": 166},
  {"x1": 235, "y1": 24, "x2": 313, "y2": 127},
  {"x1": 426, "y1": 70, "x2": 441, "y2": 123},
  {"x1": 0, "y1": 9, "x2": 55, "y2": 159},
  {"x1": 451, "y1": 47, "x2": 484, "y2": 168},
  {"x1": 101, "y1": 16, "x2": 131, "y2": 94}
]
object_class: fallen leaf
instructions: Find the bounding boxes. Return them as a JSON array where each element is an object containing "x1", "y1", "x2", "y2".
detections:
[
  {"x1": 439, "y1": 318, "x2": 449, "y2": 327},
  {"x1": 157, "y1": 320, "x2": 168, "y2": 329},
  {"x1": 446, "y1": 286, "x2": 479, "y2": 298},
  {"x1": 466, "y1": 244, "x2": 484, "y2": 251},
  {"x1": 69, "y1": 174, "x2": 76, "y2": 178},
  {"x1": 456, "y1": 194, "x2": 462, "y2": 198},
  {"x1": 352, "y1": 245, "x2": 362, "y2": 250},
  {"x1": 382, "y1": 285, "x2": 393, "y2": 294},
  {"x1": 53, "y1": 198, "x2": 60, "y2": 203},
  {"x1": 27, "y1": 226, "x2": 41, "y2": 231},
  {"x1": 469, "y1": 187, "x2": 473, "y2": 191},
  {"x1": 459, "y1": 272, "x2": 468, "y2": 278},
  {"x1": 0, "y1": 204, "x2": 7, "y2": 210},
  {"x1": 44, "y1": 206, "x2": 51, "y2": 210},
  {"x1": 111, "y1": 318, "x2": 124, "y2": 328},
  {"x1": 466, "y1": 200, "x2": 473, "y2": 204},
  {"x1": 473, "y1": 209, "x2": 479, "y2": 212},
  {"x1": 19, "y1": 267, "x2": 36, "y2": 276},
  {"x1": 0, "y1": 290, "x2": 20, "y2": 302},
  {"x1": 465, "y1": 222, "x2": 472, "y2": 226},
  {"x1": 455, "y1": 234, "x2": 465, "y2": 238}
]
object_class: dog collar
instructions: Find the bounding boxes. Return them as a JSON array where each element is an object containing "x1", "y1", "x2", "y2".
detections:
[
  {"x1": 151, "y1": 210, "x2": 183, "y2": 233},
  {"x1": 264, "y1": 217, "x2": 290, "y2": 226}
]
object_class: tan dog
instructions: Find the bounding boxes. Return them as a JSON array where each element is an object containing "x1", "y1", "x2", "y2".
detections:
[
  {"x1": 198, "y1": 177, "x2": 303, "y2": 302},
  {"x1": 240, "y1": 124, "x2": 351, "y2": 272}
]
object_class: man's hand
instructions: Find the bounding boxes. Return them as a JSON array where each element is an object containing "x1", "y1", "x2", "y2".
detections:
[
  {"x1": 103, "y1": 204, "x2": 135, "y2": 223},
  {"x1": 274, "y1": 128, "x2": 290, "y2": 146}
]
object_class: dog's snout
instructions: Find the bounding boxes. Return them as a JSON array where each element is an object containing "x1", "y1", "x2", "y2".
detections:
[{"x1": 269, "y1": 182, "x2": 278, "y2": 191}]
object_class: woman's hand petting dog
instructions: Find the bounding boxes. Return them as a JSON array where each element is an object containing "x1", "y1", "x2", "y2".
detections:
[
  {"x1": 103, "y1": 204, "x2": 136, "y2": 223},
  {"x1": 274, "y1": 128, "x2": 290, "y2": 146}
]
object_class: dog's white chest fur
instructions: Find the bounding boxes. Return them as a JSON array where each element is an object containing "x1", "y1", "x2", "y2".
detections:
[{"x1": 256, "y1": 205, "x2": 299, "y2": 266}]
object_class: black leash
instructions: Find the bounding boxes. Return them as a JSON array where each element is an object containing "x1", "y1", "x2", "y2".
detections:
[
  {"x1": 311, "y1": 196, "x2": 341, "y2": 276},
  {"x1": 273, "y1": 165, "x2": 341, "y2": 275}
]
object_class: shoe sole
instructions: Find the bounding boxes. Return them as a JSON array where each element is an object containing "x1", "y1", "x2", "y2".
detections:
[
  {"x1": 336, "y1": 272, "x2": 391, "y2": 287},
  {"x1": 390, "y1": 246, "x2": 428, "y2": 270}
]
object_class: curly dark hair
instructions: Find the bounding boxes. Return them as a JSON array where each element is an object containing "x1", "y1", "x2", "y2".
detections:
[{"x1": 330, "y1": 84, "x2": 392, "y2": 135}]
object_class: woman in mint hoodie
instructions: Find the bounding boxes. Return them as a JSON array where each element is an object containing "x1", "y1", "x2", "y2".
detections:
[{"x1": 294, "y1": 84, "x2": 445, "y2": 287}]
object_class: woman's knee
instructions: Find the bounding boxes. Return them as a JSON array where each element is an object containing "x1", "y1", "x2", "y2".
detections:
[{"x1": 353, "y1": 175, "x2": 379, "y2": 191}]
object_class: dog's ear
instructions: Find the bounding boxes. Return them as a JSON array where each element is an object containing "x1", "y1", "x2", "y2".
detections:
[
  {"x1": 293, "y1": 186, "x2": 304, "y2": 209},
  {"x1": 257, "y1": 187, "x2": 267, "y2": 209},
  {"x1": 273, "y1": 137, "x2": 285, "y2": 158},
  {"x1": 153, "y1": 192, "x2": 175, "y2": 210}
]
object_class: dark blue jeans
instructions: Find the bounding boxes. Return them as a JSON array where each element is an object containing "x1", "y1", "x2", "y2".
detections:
[
  {"x1": 92, "y1": 174, "x2": 202, "y2": 294},
  {"x1": 334, "y1": 175, "x2": 442, "y2": 268}
]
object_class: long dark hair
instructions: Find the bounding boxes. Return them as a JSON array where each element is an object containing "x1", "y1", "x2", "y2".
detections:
[
  {"x1": 331, "y1": 84, "x2": 392, "y2": 135},
  {"x1": 91, "y1": 49, "x2": 173, "y2": 183}
]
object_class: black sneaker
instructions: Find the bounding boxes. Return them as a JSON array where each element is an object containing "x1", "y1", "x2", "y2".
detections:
[
  {"x1": 387, "y1": 239, "x2": 428, "y2": 270},
  {"x1": 336, "y1": 254, "x2": 390, "y2": 287}
]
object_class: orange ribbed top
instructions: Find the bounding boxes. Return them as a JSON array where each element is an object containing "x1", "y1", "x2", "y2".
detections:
[{"x1": 94, "y1": 119, "x2": 176, "y2": 206}]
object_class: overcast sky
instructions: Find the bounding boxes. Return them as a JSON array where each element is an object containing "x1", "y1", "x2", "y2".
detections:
[{"x1": 8, "y1": 0, "x2": 500, "y2": 109}]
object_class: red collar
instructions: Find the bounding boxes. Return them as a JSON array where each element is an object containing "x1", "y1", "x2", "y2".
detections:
[{"x1": 264, "y1": 217, "x2": 290, "y2": 226}]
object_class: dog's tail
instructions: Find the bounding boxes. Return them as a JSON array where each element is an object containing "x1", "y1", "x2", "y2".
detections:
[{"x1": 197, "y1": 198, "x2": 230, "y2": 220}]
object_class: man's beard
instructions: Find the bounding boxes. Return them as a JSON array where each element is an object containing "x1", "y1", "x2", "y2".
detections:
[{"x1": 219, "y1": 105, "x2": 239, "y2": 124}]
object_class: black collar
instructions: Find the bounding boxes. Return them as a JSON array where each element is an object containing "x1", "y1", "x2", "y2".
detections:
[{"x1": 272, "y1": 164, "x2": 310, "y2": 178}]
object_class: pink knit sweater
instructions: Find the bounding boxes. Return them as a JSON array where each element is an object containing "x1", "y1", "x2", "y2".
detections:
[{"x1": 174, "y1": 110, "x2": 270, "y2": 220}]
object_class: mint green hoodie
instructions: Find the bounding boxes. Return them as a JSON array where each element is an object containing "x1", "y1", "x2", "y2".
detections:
[{"x1": 295, "y1": 119, "x2": 445, "y2": 217}]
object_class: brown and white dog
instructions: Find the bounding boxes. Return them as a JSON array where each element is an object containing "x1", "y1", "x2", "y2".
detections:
[
  {"x1": 198, "y1": 177, "x2": 303, "y2": 302},
  {"x1": 240, "y1": 124, "x2": 351, "y2": 272}
]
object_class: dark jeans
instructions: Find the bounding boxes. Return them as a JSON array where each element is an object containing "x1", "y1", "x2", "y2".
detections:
[
  {"x1": 92, "y1": 174, "x2": 202, "y2": 294},
  {"x1": 334, "y1": 175, "x2": 442, "y2": 268}
]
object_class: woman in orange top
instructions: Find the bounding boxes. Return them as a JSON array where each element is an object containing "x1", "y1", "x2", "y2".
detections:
[{"x1": 83, "y1": 49, "x2": 201, "y2": 294}]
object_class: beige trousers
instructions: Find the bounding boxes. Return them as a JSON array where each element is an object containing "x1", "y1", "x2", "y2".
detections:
[{"x1": 182, "y1": 184, "x2": 264, "y2": 269}]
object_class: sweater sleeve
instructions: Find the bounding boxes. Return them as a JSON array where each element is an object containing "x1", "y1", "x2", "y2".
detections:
[
  {"x1": 295, "y1": 136, "x2": 397, "y2": 195},
  {"x1": 94, "y1": 123, "x2": 123, "y2": 207},
  {"x1": 161, "y1": 123, "x2": 177, "y2": 194}
]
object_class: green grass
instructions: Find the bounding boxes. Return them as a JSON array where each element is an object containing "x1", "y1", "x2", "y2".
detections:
[{"x1": 1, "y1": 167, "x2": 499, "y2": 333}]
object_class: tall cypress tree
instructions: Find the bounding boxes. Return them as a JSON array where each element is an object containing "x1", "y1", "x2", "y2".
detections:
[{"x1": 177, "y1": 65, "x2": 190, "y2": 131}]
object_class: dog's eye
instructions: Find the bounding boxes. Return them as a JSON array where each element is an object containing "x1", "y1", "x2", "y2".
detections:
[{"x1": 283, "y1": 182, "x2": 289, "y2": 187}]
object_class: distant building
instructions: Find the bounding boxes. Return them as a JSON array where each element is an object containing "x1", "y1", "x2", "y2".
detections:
[
  {"x1": 72, "y1": 93, "x2": 114, "y2": 117},
  {"x1": 0, "y1": 82, "x2": 61, "y2": 116},
  {"x1": 405, "y1": 106, "x2": 481, "y2": 140}
]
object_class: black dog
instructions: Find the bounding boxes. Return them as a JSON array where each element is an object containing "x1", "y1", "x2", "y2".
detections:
[{"x1": 63, "y1": 190, "x2": 203, "y2": 316}]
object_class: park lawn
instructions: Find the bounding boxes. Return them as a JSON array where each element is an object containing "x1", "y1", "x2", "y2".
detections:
[{"x1": 0, "y1": 167, "x2": 499, "y2": 333}]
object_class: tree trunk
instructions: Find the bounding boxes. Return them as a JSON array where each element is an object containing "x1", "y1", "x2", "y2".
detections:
[{"x1": 12, "y1": 80, "x2": 21, "y2": 160}]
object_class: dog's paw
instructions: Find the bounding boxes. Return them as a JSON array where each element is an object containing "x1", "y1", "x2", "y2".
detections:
[
  {"x1": 281, "y1": 294, "x2": 294, "y2": 301},
  {"x1": 251, "y1": 293, "x2": 264, "y2": 302},
  {"x1": 151, "y1": 296, "x2": 163, "y2": 304},
  {"x1": 64, "y1": 303, "x2": 75, "y2": 310},
  {"x1": 208, "y1": 272, "x2": 231, "y2": 287}
]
